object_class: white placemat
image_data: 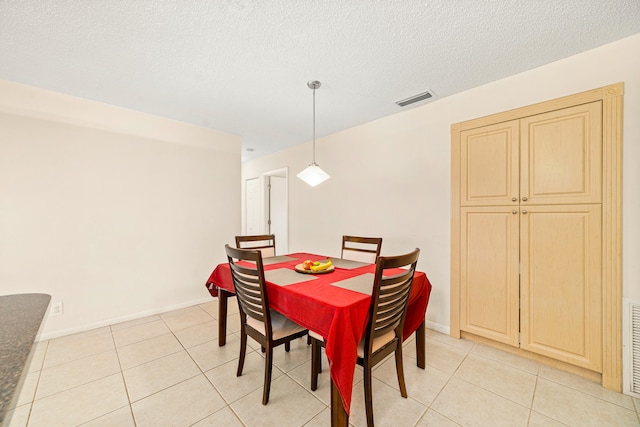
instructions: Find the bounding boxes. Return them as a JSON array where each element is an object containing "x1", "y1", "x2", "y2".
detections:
[
  {"x1": 330, "y1": 273, "x2": 375, "y2": 295},
  {"x1": 261, "y1": 255, "x2": 298, "y2": 265},
  {"x1": 330, "y1": 258, "x2": 370, "y2": 270},
  {"x1": 265, "y1": 268, "x2": 318, "y2": 286}
]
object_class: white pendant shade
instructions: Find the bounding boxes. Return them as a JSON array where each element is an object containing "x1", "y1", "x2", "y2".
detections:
[
  {"x1": 298, "y1": 80, "x2": 330, "y2": 187},
  {"x1": 297, "y1": 163, "x2": 330, "y2": 187}
]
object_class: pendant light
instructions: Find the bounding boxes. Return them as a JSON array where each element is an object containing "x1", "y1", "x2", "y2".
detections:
[{"x1": 297, "y1": 80, "x2": 330, "y2": 187}]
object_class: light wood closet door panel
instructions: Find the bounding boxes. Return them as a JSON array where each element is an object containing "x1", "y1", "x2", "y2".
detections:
[
  {"x1": 460, "y1": 121, "x2": 519, "y2": 206},
  {"x1": 520, "y1": 102, "x2": 602, "y2": 205},
  {"x1": 460, "y1": 206, "x2": 520, "y2": 346},
  {"x1": 520, "y1": 204, "x2": 602, "y2": 371}
]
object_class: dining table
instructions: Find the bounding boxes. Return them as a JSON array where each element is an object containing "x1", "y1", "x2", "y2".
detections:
[{"x1": 205, "y1": 252, "x2": 432, "y2": 427}]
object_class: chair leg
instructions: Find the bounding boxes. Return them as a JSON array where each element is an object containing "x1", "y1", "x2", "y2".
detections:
[
  {"x1": 363, "y1": 360, "x2": 374, "y2": 427},
  {"x1": 395, "y1": 341, "x2": 408, "y2": 398},
  {"x1": 311, "y1": 338, "x2": 320, "y2": 391},
  {"x1": 237, "y1": 327, "x2": 247, "y2": 377},
  {"x1": 262, "y1": 345, "x2": 273, "y2": 405},
  {"x1": 285, "y1": 341, "x2": 290, "y2": 352}
]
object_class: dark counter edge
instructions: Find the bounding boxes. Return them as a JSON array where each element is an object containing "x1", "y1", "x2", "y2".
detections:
[{"x1": 0, "y1": 293, "x2": 51, "y2": 426}]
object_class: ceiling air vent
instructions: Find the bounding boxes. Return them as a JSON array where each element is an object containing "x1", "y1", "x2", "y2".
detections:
[{"x1": 395, "y1": 90, "x2": 434, "y2": 107}]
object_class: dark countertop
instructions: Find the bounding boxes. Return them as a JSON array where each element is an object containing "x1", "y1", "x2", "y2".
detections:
[{"x1": 0, "y1": 293, "x2": 51, "y2": 426}]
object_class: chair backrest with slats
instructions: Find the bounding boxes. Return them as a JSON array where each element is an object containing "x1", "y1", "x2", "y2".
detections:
[
  {"x1": 235, "y1": 234, "x2": 276, "y2": 258},
  {"x1": 341, "y1": 235, "x2": 383, "y2": 263},
  {"x1": 364, "y1": 248, "x2": 420, "y2": 353},
  {"x1": 224, "y1": 244, "x2": 272, "y2": 337}
]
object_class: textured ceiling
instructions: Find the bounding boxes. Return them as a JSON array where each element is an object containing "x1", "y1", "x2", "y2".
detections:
[{"x1": 1, "y1": 1, "x2": 639, "y2": 161}]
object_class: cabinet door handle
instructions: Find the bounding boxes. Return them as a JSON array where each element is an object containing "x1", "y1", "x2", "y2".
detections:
[
  {"x1": 512, "y1": 210, "x2": 517, "y2": 214},
  {"x1": 522, "y1": 197, "x2": 528, "y2": 201},
  {"x1": 512, "y1": 197, "x2": 517, "y2": 202},
  {"x1": 522, "y1": 210, "x2": 528, "y2": 214}
]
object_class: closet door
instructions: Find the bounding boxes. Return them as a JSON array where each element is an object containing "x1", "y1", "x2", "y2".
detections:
[
  {"x1": 460, "y1": 206, "x2": 520, "y2": 346},
  {"x1": 520, "y1": 204, "x2": 602, "y2": 371},
  {"x1": 460, "y1": 121, "x2": 519, "y2": 207},
  {"x1": 520, "y1": 102, "x2": 602, "y2": 206},
  {"x1": 452, "y1": 83, "x2": 622, "y2": 390}
]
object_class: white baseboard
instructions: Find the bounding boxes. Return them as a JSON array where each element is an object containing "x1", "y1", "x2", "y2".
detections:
[
  {"x1": 426, "y1": 320, "x2": 450, "y2": 335},
  {"x1": 38, "y1": 299, "x2": 454, "y2": 344},
  {"x1": 38, "y1": 296, "x2": 214, "y2": 341}
]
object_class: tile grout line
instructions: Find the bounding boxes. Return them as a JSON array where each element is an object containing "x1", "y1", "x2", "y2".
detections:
[
  {"x1": 109, "y1": 324, "x2": 139, "y2": 427},
  {"x1": 168, "y1": 311, "x2": 250, "y2": 426},
  {"x1": 22, "y1": 340, "x2": 49, "y2": 427},
  {"x1": 525, "y1": 374, "x2": 540, "y2": 427}
]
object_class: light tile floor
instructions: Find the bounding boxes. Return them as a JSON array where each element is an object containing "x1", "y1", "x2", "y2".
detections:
[{"x1": 5, "y1": 299, "x2": 640, "y2": 426}]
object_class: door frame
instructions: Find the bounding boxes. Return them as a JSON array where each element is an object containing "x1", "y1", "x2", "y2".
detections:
[
  {"x1": 450, "y1": 83, "x2": 624, "y2": 391},
  {"x1": 262, "y1": 167, "x2": 289, "y2": 254}
]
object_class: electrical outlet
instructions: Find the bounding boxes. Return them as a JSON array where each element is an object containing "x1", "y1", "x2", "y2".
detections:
[{"x1": 50, "y1": 302, "x2": 63, "y2": 316}]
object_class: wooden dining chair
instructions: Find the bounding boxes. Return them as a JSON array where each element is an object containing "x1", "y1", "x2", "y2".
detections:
[
  {"x1": 235, "y1": 234, "x2": 277, "y2": 257},
  {"x1": 225, "y1": 244, "x2": 308, "y2": 405},
  {"x1": 341, "y1": 235, "x2": 383, "y2": 263},
  {"x1": 310, "y1": 248, "x2": 420, "y2": 426}
]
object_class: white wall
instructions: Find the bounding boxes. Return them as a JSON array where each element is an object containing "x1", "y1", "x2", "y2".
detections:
[
  {"x1": 242, "y1": 33, "x2": 640, "y2": 332},
  {"x1": 0, "y1": 80, "x2": 242, "y2": 339}
]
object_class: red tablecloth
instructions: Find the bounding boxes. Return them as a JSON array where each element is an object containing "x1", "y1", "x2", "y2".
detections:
[{"x1": 205, "y1": 253, "x2": 432, "y2": 414}]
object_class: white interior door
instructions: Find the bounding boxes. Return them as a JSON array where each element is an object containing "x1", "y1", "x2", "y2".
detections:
[
  {"x1": 245, "y1": 177, "x2": 261, "y2": 235},
  {"x1": 268, "y1": 175, "x2": 288, "y2": 254}
]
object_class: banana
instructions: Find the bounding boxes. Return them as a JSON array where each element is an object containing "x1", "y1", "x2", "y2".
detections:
[{"x1": 310, "y1": 258, "x2": 332, "y2": 272}]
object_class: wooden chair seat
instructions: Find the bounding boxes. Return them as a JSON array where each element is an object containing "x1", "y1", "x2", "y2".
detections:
[
  {"x1": 247, "y1": 310, "x2": 306, "y2": 340},
  {"x1": 357, "y1": 330, "x2": 395, "y2": 357},
  {"x1": 309, "y1": 329, "x2": 396, "y2": 358}
]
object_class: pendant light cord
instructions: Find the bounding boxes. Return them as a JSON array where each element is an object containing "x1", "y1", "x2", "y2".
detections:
[{"x1": 312, "y1": 86, "x2": 316, "y2": 164}]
